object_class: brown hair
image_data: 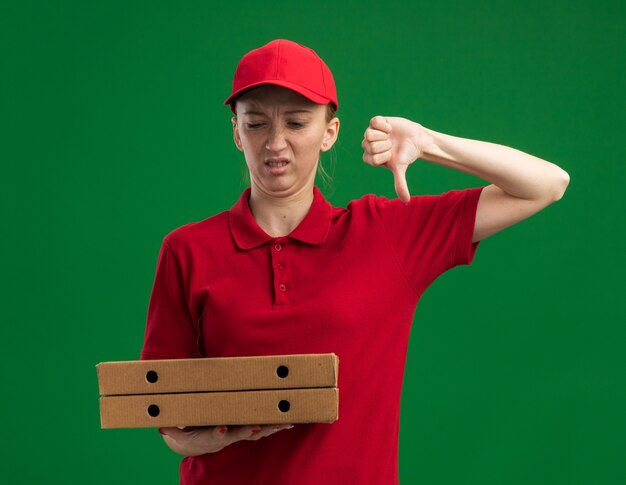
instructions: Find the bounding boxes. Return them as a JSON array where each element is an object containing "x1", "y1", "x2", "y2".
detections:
[{"x1": 316, "y1": 104, "x2": 337, "y2": 193}]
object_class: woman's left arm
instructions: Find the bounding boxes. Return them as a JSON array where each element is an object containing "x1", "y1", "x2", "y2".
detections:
[{"x1": 361, "y1": 116, "x2": 571, "y2": 243}]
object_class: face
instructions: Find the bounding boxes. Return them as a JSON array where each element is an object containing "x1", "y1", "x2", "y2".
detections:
[{"x1": 232, "y1": 84, "x2": 339, "y2": 197}]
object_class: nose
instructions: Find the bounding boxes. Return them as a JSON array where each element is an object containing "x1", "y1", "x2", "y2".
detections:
[{"x1": 265, "y1": 124, "x2": 288, "y2": 152}]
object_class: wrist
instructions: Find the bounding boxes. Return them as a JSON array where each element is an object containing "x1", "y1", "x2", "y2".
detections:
[{"x1": 418, "y1": 127, "x2": 451, "y2": 165}]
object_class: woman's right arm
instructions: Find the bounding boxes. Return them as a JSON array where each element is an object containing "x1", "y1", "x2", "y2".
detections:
[{"x1": 159, "y1": 424, "x2": 295, "y2": 456}]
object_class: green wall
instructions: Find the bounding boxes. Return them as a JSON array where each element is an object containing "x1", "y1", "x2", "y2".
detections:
[{"x1": 2, "y1": 0, "x2": 624, "y2": 483}]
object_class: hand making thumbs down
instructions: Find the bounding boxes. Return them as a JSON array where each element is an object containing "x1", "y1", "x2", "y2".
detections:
[{"x1": 361, "y1": 116, "x2": 425, "y2": 204}]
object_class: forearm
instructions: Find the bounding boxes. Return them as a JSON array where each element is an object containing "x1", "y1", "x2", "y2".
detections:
[{"x1": 419, "y1": 127, "x2": 570, "y2": 201}]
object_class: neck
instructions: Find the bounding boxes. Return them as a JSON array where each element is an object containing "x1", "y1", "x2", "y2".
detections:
[{"x1": 248, "y1": 183, "x2": 316, "y2": 238}]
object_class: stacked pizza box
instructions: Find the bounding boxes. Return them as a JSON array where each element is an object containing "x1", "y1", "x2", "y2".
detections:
[{"x1": 96, "y1": 353, "x2": 339, "y2": 429}]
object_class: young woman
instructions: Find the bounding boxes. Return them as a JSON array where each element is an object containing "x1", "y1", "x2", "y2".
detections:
[{"x1": 140, "y1": 38, "x2": 569, "y2": 484}]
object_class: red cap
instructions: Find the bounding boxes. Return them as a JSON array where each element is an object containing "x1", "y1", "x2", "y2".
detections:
[{"x1": 224, "y1": 39, "x2": 338, "y2": 115}]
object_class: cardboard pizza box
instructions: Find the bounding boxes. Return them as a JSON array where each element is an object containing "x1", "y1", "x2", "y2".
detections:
[
  {"x1": 96, "y1": 353, "x2": 339, "y2": 429},
  {"x1": 97, "y1": 353, "x2": 338, "y2": 395},
  {"x1": 99, "y1": 387, "x2": 338, "y2": 429}
]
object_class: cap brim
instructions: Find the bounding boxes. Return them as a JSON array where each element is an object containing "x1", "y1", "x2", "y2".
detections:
[{"x1": 224, "y1": 80, "x2": 335, "y2": 111}]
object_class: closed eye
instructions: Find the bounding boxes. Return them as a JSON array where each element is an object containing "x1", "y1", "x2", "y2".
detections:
[{"x1": 245, "y1": 122, "x2": 306, "y2": 129}]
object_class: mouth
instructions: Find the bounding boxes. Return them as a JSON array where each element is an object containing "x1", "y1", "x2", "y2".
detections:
[
  {"x1": 265, "y1": 157, "x2": 290, "y2": 175},
  {"x1": 265, "y1": 158, "x2": 290, "y2": 167}
]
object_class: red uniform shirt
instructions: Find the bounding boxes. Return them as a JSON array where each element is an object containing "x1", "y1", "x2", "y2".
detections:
[{"x1": 141, "y1": 184, "x2": 485, "y2": 485}]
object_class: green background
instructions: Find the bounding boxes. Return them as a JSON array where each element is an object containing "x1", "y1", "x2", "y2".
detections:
[{"x1": 2, "y1": 0, "x2": 624, "y2": 483}]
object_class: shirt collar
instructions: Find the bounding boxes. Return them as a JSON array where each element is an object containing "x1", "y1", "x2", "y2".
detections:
[{"x1": 228, "y1": 185, "x2": 333, "y2": 250}]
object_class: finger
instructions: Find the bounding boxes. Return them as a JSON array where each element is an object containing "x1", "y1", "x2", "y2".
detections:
[
  {"x1": 248, "y1": 424, "x2": 295, "y2": 440},
  {"x1": 158, "y1": 426, "x2": 191, "y2": 441},
  {"x1": 363, "y1": 150, "x2": 392, "y2": 166},
  {"x1": 212, "y1": 425, "x2": 230, "y2": 440},
  {"x1": 270, "y1": 423, "x2": 294, "y2": 432},
  {"x1": 370, "y1": 115, "x2": 392, "y2": 134},
  {"x1": 391, "y1": 165, "x2": 411, "y2": 204},
  {"x1": 363, "y1": 127, "x2": 389, "y2": 142},
  {"x1": 362, "y1": 139, "x2": 392, "y2": 155},
  {"x1": 207, "y1": 425, "x2": 241, "y2": 445},
  {"x1": 234, "y1": 425, "x2": 264, "y2": 440},
  {"x1": 158, "y1": 425, "x2": 226, "y2": 442}
]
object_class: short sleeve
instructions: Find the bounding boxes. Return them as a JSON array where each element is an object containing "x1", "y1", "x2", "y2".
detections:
[
  {"x1": 371, "y1": 186, "x2": 486, "y2": 296},
  {"x1": 140, "y1": 238, "x2": 201, "y2": 360}
]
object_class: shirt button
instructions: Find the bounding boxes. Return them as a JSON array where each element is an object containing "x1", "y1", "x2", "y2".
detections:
[
  {"x1": 277, "y1": 263, "x2": 284, "y2": 270},
  {"x1": 279, "y1": 284, "x2": 286, "y2": 292},
  {"x1": 274, "y1": 243, "x2": 282, "y2": 251}
]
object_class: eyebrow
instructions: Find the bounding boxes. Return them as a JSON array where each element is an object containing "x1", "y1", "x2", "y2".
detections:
[{"x1": 242, "y1": 109, "x2": 313, "y2": 115}]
